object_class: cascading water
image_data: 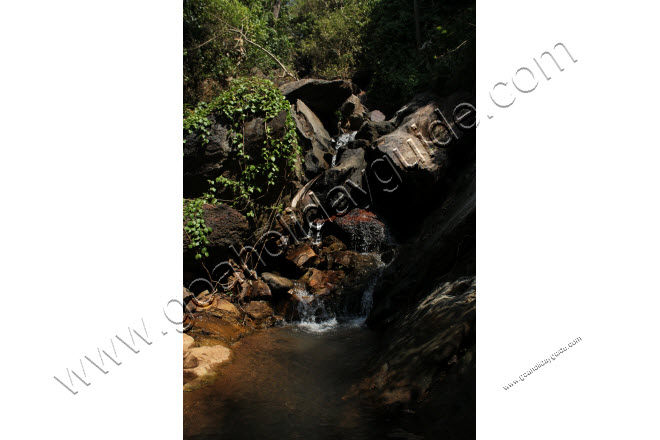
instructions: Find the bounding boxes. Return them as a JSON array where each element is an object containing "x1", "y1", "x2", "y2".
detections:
[
  {"x1": 291, "y1": 284, "x2": 338, "y2": 332},
  {"x1": 331, "y1": 131, "x2": 357, "y2": 167},
  {"x1": 291, "y1": 261, "x2": 385, "y2": 333},
  {"x1": 309, "y1": 220, "x2": 323, "y2": 246}
]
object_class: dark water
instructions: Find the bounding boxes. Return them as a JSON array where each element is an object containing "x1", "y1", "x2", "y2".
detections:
[{"x1": 183, "y1": 320, "x2": 389, "y2": 440}]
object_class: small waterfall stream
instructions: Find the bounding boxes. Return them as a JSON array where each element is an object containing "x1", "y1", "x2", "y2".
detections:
[
  {"x1": 331, "y1": 131, "x2": 357, "y2": 167},
  {"x1": 290, "y1": 262, "x2": 385, "y2": 333},
  {"x1": 291, "y1": 284, "x2": 339, "y2": 332}
]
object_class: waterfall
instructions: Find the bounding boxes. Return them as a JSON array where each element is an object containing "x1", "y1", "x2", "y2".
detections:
[
  {"x1": 310, "y1": 220, "x2": 323, "y2": 246},
  {"x1": 291, "y1": 261, "x2": 386, "y2": 332},
  {"x1": 331, "y1": 131, "x2": 357, "y2": 167},
  {"x1": 291, "y1": 285, "x2": 338, "y2": 333}
]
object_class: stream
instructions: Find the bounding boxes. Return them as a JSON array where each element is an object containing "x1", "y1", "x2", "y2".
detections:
[{"x1": 183, "y1": 284, "x2": 396, "y2": 440}]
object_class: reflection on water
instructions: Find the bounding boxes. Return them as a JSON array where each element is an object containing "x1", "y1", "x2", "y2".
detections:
[{"x1": 183, "y1": 323, "x2": 386, "y2": 440}]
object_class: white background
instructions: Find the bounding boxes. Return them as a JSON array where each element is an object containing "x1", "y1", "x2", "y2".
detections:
[{"x1": 1, "y1": 1, "x2": 659, "y2": 438}]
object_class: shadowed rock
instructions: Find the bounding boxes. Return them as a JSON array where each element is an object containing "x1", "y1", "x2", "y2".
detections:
[{"x1": 280, "y1": 79, "x2": 359, "y2": 130}]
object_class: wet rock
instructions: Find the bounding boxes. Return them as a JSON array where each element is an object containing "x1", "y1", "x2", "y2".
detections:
[
  {"x1": 291, "y1": 100, "x2": 334, "y2": 179},
  {"x1": 328, "y1": 209, "x2": 388, "y2": 253},
  {"x1": 328, "y1": 251, "x2": 382, "y2": 314},
  {"x1": 286, "y1": 243, "x2": 317, "y2": 268},
  {"x1": 330, "y1": 250, "x2": 360, "y2": 269},
  {"x1": 321, "y1": 235, "x2": 347, "y2": 253},
  {"x1": 341, "y1": 95, "x2": 369, "y2": 130},
  {"x1": 300, "y1": 268, "x2": 344, "y2": 296},
  {"x1": 189, "y1": 315, "x2": 248, "y2": 344},
  {"x1": 241, "y1": 279, "x2": 272, "y2": 301},
  {"x1": 244, "y1": 301, "x2": 278, "y2": 328},
  {"x1": 261, "y1": 272, "x2": 295, "y2": 294}
]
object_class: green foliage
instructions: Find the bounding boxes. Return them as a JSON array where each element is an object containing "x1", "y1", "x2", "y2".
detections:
[
  {"x1": 361, "y1": 0, "x2": 475, "y2": 112},
  {"x1": 184, "y1": 0, "x2": 295, "y2": 105},
  {"x1": 290, "y1": 0, "x2": 373, "y2": 79},
  {"x1": 183, "y1": 198, "x2": 213, "y2": 260},
  {"x1": 183, "y1": 78, "x2": 301, "y2": 248},
  {"x1": 185, "y1": 0, "x2": 475, "y2": 114}
]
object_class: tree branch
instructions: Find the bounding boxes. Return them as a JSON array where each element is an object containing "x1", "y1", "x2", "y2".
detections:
[{"x1": 226, "y1": 28, "x2": 298, "y2": 80}]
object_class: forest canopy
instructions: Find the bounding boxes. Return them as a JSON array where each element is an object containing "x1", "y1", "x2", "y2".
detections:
[{"x1": 183, "y1": 0, "x2": 475, "y2": 113}]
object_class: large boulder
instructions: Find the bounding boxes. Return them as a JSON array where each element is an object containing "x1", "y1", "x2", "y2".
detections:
[
  {"x1": 364, "y1": 91, "x2": 475, "y2": 232},
  {"x1": 326, "y1": 209, "x2": 388, "y2": 253},
  {"x1": 243, "y1": 301, "x2": 277, "y2": 328},
  {"x1": 183, "y1": 119, "x2": 238, "y2": 198},
  {"x1": 243, "y1": 109, "x2": 289, "y2": 159},
  {"x1": 240, "y1": 279, "x2": 272, "y2": 301},
  {"x1": 183, "y1": 203, "x2": 250, "y2": 276},
  {"x1": 318, "y1": 148, "x2": 367, "y2": 207},
  {"x1": 340, "y1": 95, "x2": 369, "y2": 130},
  {"x1": 261, "y1": 272, "x2": 295, "y2": 294},
  {"x1": 291, "y1": 100, "x2": 334, "y2": 179},
  {"x1": 280, "y1": 79, "x2": 360, "y2": 134},
  {"x1": 355, "y1": 119, "x2": 396, "y2": 144}
]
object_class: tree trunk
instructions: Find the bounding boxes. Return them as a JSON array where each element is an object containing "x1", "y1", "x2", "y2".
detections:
[
  {"x1": 413, "y1": 0, "x2": 422, "y2": 50},
  {"x1": 273, "y1": 0, "x2": 282, "y2": 20}
]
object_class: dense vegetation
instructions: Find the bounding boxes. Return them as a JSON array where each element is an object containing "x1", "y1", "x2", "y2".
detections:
[{"x1": 184, "y1": 0, "x2": 475, "y2": 111}]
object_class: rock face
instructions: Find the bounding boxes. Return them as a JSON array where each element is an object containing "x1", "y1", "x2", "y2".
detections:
[
  {"x1": 280, "y1": 79, "x2": 359, "y2": 129},
  {"x1": 291, "y1": 100, "x2": 334, "y2": 179},
  {"x1": 183, "y1": 119, "x2": 236, "y2": 198},
  {"x1": 358, "y1": 277, "x2": 475, "y2": 438},
  {"x1": 357, "y1": 155, "x2": 475, "y2": 438},
  {"x1": 365, "y1": 91, "x2": 475, "y2": 234}
]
